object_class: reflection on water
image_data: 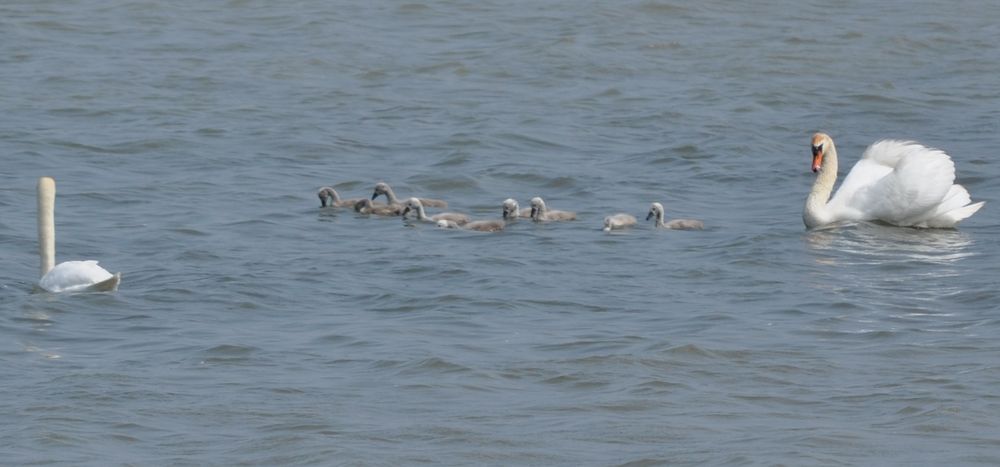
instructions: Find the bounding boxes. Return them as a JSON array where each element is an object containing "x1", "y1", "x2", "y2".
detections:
[
  {"x1": 803, "y1": 222, "x2": 975, "y2": 314},
  {"x1": 805, "y1": 222, "x2": 975, "y2": 266}
]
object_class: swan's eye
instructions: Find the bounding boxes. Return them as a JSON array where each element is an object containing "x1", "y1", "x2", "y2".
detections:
[{"x1": 811, "y1": 144, "x2": 823, "y2": 156}]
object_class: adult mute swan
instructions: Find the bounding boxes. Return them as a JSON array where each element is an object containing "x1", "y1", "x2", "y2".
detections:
[
  {"x1": 529, "y1": 197, "x2": 576, "y2": 222},
  {"x1": 646, "y1": 202, "x2": 704, "y2": 230},
  {"x1": 36, "y1": 177, "x2": 121, "y2": 293},
  {"x1": 372, "y1": 182, "x2": 447, "y2": 208},
  {"x1": 401, "y1": 198, "x2": 470, "y2": 225},
  {"x1": 804, "y1": 133, "x2": 984, "y2": 229}
]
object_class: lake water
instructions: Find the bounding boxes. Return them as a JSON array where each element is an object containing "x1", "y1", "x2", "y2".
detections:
[{"x1": 2, "y1": 0, "x2": 999, "y2": 465}]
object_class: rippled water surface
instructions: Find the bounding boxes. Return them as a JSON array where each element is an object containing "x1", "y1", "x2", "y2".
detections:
[{"x1": 3, "y1": 0, "x2": 1000, "y2": 465}]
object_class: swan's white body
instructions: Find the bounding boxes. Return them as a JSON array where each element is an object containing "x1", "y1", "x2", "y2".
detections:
[
  {"x1": 804, "y1": 133, "x2": 984, "y2": 229},
  {"x1": 39, "y1": 260, "x2": 117, "y2": 293},
  {"x1": 603, "y1": 213, "x2": 637, "y2": 231},
  {"x1": 529, "y1": 197, "x2": 576, "y2": 222},
  {"x1": 401, "y1": 198, "x2": 469, "y2": 225},
  {"x1": 36, "y1": 177, "x2": 120, "y2": 293},
  {"x1": 501, "y1": 199, "x2": 532, "y2": 220},
  {"x1": 646, "y1": 202, "x2": 704, "y2": 230}
]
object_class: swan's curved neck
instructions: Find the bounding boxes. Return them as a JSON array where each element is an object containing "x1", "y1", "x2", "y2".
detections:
[
  {"x1": 411, "y1": 204, "x2": 429, "y2": 221},
  {"x1": 804, "y1": 143, "x2": 839, "y2": 228},
  {"x1": 384, "y1": 187, "x2": 399, "y2": 205},
  {"x1": 534, "y1": 203, "x2": 546, "y2": 219},
  {"x1": 38, "y1": 177, "x2": 56, "y2": 277},
  {"x1": 654, "y1": 210, "x2": 666, "y2": 227}
]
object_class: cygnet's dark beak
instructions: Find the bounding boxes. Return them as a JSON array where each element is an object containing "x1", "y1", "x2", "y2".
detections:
[{"x1": 645, "y1": 212, "x2": 654, "y2": 221}]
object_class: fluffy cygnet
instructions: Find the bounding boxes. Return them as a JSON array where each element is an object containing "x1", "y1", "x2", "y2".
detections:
[
  {"x1": 354, "y1": 198, "x2": 403, "y2": 216},
  {"x1": 646, "y1": 202, "x2": 704, "y2": 230},
  {"x1": 401, "y1": 198, "x2": 470, "y2": 225},
  {"x1": 318, "y1": 187, "x2": 363, "y2": 208},
  {"x1": 529, "y1": 197, "x2": 576, "y2": 222},
  {"x1": 501, "y1": 198, "x2": 532, "y2": 220},
  {"x1": 603, "y1": 213, "x2": 637, "y2": 232}
]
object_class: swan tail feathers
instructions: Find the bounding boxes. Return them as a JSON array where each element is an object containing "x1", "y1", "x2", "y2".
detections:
[
  {"x1": 92, "y1": 272, "x2": 122, "y2": 292},
  {"x1": 928, "y1": 201, "x2": 984, "y2": 228},
  {"x1": 914, "y1": 183, "x2": 981, "y2": 227}
]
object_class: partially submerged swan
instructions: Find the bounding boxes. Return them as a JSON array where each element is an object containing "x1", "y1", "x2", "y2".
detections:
[
  {"x1": 646, "y1": 202, "x2": 703, "y2": 230},
  {"x1": 501, "y1": 198, "x2": 532, "y2": 220},
  {"x1": 372, "y1": 182, "x2": 447, "y2": 208},
  {"x1": 463, "y1": 219, "x2": 505, "y2": 232},
  {"x1": 317, "y1": 187, "x2": 363, "y2": 208},
  {"x1": 354, "y1": 198, "x2": 403, "y2": 216},
  {"x1": 529, "y1": 197, "x2": 576, "y2": 222},
  {"x1": 401, "y1": 198, "x2": 470, "y2": 225},
  {"x1": 436, "y1": 218, "x2": 505, "y2": 232},
  {"x1": 36, "y1": 177, "x2": 121, "y2": 293},
  {"x1": 603, "y1": 213, "x2": 637, "y2": 231},
  {"x1": 804, "y1": 133, "x2": 983, "y2": 229}
]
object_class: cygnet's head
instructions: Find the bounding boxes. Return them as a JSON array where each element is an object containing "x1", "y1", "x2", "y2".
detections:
[
  {"x1": 372, "y1": 182, "x2": 391, "y2": 200},
  {"x1": 502, "y1": 198, "x2": 520, "y2": 220},
  {"x1": 400, "y1": 197, "x2": 422, "y2": 218},
  {"x1": 318, "y1": 187, "x2": 337, "y2": 207},
  {"x1": 354, "y1": 198, "x2": 373, "y2": 212},
  {"x1": 529, "y1": 197, "x2": 545, "y2": 218},
  {"x1": 646, "y1": 202, "x2": 664, "y2": 221}
]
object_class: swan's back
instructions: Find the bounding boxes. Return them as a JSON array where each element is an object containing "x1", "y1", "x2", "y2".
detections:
[
  {"x1": 354, "y1": 198, "x2": 402, "y2": 216},
  {"x1": 464, "y1": 219, "x2": 505, "y2": 232},
  {"x1": 664, "y1": 219, "x2": 704, "y2": 230},
  {"x1": 830, "y1": 140, "x2": 983, "y2": 227},
  {"x1": 39, "y1": 260, "x2": 119, "y2": 293},
  {"x1": 603, "y1": 213, "x2": 636, "y2": 231}
]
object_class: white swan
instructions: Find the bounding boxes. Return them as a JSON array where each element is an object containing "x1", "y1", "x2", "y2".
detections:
[
  {"x1": 317, "y1": 186, "x2": 363, "y2": 208},
  {"x1": 353, "y1": 198, "x2": 403, "y2": 216},
  {"x1": 501, "y1": 198, "x2": 532, "y2": 220},
  {"x1": 804, "y1": 133, "x2": 984, "y2": 229},
  {"x1": 401, "y1": 198, "x2": 470, "y2": 225},
  {"x1": 372, "y1": 182, "x2": 447, "y2": 208},
  {"x1": 603, "y1": 213, "x2": 637, "y2": 231},
  {"x1": 646, "y1": 202, "x2": 704, "y2": 230},
  {"x1": 36, "y1": 177, "x2": 121, "y2": 293},
  {"x1": 529, "y1": 197, "x2": 576, "y2": 222}
]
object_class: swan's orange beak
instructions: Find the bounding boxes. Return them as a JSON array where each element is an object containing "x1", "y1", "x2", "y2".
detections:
[{"x1": 811, "y1": 146, "x2": 823, "y2": 173}]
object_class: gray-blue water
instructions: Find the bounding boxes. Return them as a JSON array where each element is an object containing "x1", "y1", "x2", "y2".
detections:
[{"x1": 3, "y1": 1, "x2": 1000, "y2": 465}]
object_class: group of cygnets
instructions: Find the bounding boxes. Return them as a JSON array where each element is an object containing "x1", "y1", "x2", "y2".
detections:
[{"x1": 318, "y1": 181, "x2": 703, "y2": 232}]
